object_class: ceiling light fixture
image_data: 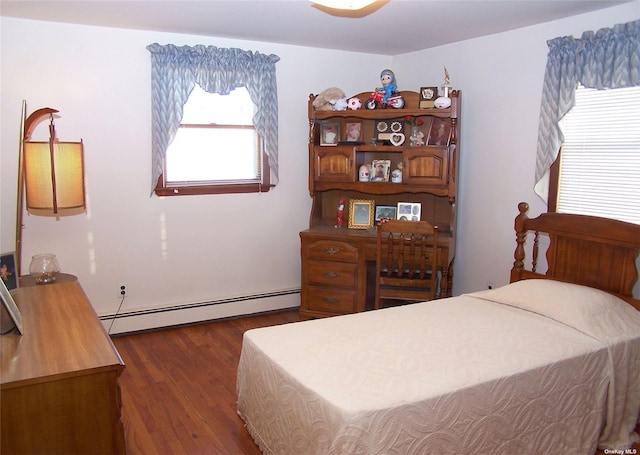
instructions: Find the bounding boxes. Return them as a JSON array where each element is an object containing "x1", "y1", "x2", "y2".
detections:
[{"x1": 309, "y1": 0, "x2": 379, "y2": 11}]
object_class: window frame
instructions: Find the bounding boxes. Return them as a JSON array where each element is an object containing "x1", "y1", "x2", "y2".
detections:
[{"x1": 154, "y1": 89, "x2": 273, "y2": 196}]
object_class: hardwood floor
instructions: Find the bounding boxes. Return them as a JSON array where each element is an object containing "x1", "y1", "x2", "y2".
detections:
[
  {"x1": 112, "y1": 309, "x2": 300, "y2": 455},
  {"x1": 113, "y1": 309, "x2": 639, "y2": 455}
]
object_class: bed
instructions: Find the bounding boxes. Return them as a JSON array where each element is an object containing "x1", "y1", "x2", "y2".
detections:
[{"x1": 237, "y1": 202, "x2": 640, "y2": 454}]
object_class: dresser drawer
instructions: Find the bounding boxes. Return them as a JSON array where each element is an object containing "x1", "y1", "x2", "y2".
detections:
[
  {"x1": 303, "y1": 286, "x2": 357, "y2": 314},
  {"x1": 305, "y1": 239, "x2": 359, "y2": 263},
  {"x1": 306, "y1": 260, "x2": 357, "y2": 288}
]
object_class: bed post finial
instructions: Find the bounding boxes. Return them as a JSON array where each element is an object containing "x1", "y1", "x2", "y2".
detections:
[{"x1": 511, "y1": 202, "x2": 529, "y2": 282}]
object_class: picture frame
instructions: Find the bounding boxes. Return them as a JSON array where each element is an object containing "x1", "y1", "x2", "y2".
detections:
[
  {"x1": 1, "y1": 251, "x2": 18, "y2": 291},
  {"x1": 371, "y1": 159, "x2": 391, "y2": 182},
  {"x1": 397, "y1": 202, "x2": 422, "y2": 221},
  {"x1": 348, "y1": 199, "x2": 375, "y2": 229},
  {"x1": 320, "y1": 122, "x2": 340, "y2": 146},
  {"x1": 427, "y1": 117, "x2": 452, "y2": 146},
  {"x1": 1, "y1": 277, "x2": 23, "y2": 335},
  {"x1": 343, "y1": 122, "x2": 362, "y2": 143},
  {"x1": 419, "y1": 86, "x2": 438, "y2": 109},
  {"x1": 375, "y1": 205, "x2": 397, "y2": 224}
]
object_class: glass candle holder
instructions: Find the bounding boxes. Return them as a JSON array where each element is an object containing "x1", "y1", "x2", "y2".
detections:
[{"x1": 29, "y1": 254, "x2": 60, "y2": 284}]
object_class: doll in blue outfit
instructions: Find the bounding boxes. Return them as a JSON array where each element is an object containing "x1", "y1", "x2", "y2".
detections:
[{"x1": 379, "y1": 69, "x2": 397, "y2": 105}]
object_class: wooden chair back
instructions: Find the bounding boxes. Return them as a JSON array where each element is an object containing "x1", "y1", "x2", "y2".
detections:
[{"x1": 375, "y1": 220, "x2": 439, "y2": 310}]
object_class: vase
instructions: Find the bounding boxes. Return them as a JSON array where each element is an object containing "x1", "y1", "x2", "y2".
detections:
[{"x1": 29, "y1": 254, "x2": 60, "y2": 284}]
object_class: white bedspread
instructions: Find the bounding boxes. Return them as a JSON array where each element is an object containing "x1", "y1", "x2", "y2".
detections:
[{"x1": 237, "y1": 280, "x2": 640, "y2": 454}]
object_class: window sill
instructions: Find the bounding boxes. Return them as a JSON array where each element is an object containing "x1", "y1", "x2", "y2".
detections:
[{"x1": 155, "y1": 182, "x2": 273, "y2": 196}]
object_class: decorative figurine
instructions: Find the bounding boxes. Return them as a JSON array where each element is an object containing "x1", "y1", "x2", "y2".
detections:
[
  {"x1": 366, "y1": 69, "x2": 405, "y2": 109},
  {"x1": 379, "y1": 69, "x2": 397, "y2": 105},
  {"x1": 435, "y1": 66, "x2": 452, "y2": 109},
  {"x1": 336, "y1": 198, "x2": 345, "y2": 227},
  {"x1": 391, "y1": 163, "x2": 403, "y2": 183},
  {"x1": 359, "y1": 164, "x2": 371, "y2": 182}
]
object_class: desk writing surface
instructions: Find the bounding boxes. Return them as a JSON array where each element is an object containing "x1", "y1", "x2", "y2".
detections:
[
  {"x1": 1, "y1": 281, "x2": 124, "y2": 388},
  {"x1": 300, "y1": 225, "x2": 453, "y2": 264}
]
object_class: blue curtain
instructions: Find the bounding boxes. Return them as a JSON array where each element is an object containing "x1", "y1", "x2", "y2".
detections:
[
  {"x1": 147, "y1": 43, "x2": 281, "y2": 192},
  {"x1": 534, "y1": 19, "x2": 640, "y2": 201}
]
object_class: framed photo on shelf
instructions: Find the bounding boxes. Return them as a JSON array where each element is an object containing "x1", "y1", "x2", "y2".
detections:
[
  {"x1": 320, "y1": 122, "x2": 340, "y2": 146},
  {"x1": 397, "y1": 202, "x2": 422, "y2": 221},
  {"x1": 1, "y1": 277, "x2": 23, "y2": 334},
  {"x1": 348, "y1": 199, "x2": 375, "y2": 229},
  {"x1": 343, "y1": 122, "x2": 362, "y2": 142},
  {"x1": 1, "y1": 251, "x2": 18, "y2": 291},
  {"x1": 419, "y1": 86, "x2": 438, "y2": 109},
  {"x1": 427, "y1": 117, "x2": 452, "y2": 146},
  {"x1": 375, "y1": 205, "x2": 397, "y2": 224},
  {"x1": 371, "y1": 159, "x2": 391, "y2": 182}
]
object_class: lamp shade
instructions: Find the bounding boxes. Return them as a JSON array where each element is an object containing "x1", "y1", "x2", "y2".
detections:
[{"x1": 23, "y1": 140, "x2": 85, "y2": 214}]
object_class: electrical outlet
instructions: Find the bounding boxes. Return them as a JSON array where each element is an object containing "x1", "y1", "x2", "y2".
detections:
[
  {"x1": 487, "y1": 282, "x2": 495, "y2": 290},
  {"x1": 118, "y1": 283, "x2": 127, "y2": 299}
]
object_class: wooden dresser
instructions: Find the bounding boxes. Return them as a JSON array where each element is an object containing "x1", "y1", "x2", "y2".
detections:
[{"x1": 1, "y1": 277, "x2": 126, "y2": 454}]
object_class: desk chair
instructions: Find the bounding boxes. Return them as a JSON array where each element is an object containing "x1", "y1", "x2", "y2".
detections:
[{"x1": 375, "y1": 220, "x2": 439, "y2": 310}]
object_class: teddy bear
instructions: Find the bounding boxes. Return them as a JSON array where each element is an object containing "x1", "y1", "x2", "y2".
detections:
[{"x1": 312, "y1": 87, "x2": 346, "y2": 111}]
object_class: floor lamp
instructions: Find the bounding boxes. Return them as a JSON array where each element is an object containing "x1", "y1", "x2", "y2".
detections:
[{"x1": 15, "y1": 101, "x2": 86, "y2": 277}]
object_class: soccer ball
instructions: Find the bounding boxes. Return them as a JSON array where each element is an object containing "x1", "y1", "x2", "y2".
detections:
[{"x1": 347, "y1": 97, "x2": 362, "y2": 110}]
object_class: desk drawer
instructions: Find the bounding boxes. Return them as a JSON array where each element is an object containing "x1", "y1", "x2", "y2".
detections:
[
  {"x1": 304, "y1": 286, "x2": 357, "y2": 314},
  {"x1": 305, "y1": 240, "x2": 359, "y2": 263},
  {"x1": 306, "y1": 260, "x2": 357, "y2": 288}
]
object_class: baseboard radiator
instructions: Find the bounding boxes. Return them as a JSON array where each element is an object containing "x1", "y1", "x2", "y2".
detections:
[{"x1": 101, "y1": 288, "x2": 300, "y2": 335}]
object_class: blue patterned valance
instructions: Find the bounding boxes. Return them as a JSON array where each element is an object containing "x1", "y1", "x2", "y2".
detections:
[
  {"x1": 147, "y1": 43, "x2": 280, "y2": 193},
  {"x1": 534, "y1": 19, "x2": 640, "y2": 201}
]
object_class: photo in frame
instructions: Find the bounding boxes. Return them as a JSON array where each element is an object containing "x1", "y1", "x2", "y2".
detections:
[
  {"x1": 427, "y1": 117, "x2": 452, "y2": 146},
  {"x1": 397, "y1": 202, "x2": 422, "y2": 221},
  {"x1": 1, "y1": 251, "x2": 18, "y2": 291},
  {"x1": 419, "y1": 86, "x2": 438, "y2": 109},
  {"x1": 320, "y1": 122, "x2": 340, "y2": 146},
  {"x1": 1, "y1": 277, "x2": 23, "y2": 335},
  {"x1": 375, "y1": 205, "x2": 397, "y2": 224},
  {"x1": 343, "y1": 122, "x2": 362, "y2": 142},
  {"x1": 348, "y1": 199, "x2": 375, "y2": 229},
  {"x1": 371, "y1": 159, "x2": 391, "y2": 182}
]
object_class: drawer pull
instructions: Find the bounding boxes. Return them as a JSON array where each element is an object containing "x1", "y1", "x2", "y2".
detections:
[
  {"x1": 323, "y1": 272, "x2": 339, "y2": 279},
  {"x1": 323, "y1": 247, "x2": 341, "y2": 255},
  {"x1": 322, "y1": 297, "x2": 339, "y2": 304}
]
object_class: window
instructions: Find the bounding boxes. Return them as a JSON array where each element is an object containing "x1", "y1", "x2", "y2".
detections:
[
  {"x1": 551, "y1": 85, "x2": 640, "y2": 225},
  {"x1": 147, "y1": 43, "x2": 280, "y2": 196},
  {"x1": 158, "y1": 85, "x2": 266, "y2": 194}
]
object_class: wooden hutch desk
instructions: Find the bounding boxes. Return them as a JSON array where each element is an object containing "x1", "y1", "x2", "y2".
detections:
[
  {"x1": 300, "y1": 90, "x2": 461, "y2": 320},
  {"x1": 1, "y1": 276, "x2": 126, "y2": 454}
]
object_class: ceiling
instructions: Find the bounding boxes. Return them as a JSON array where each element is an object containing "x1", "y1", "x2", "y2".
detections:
[{"x1": 0, "y1": 0, "x2": 631, "y2": 55}]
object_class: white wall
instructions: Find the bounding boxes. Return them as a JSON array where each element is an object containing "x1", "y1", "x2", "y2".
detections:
[
  {"x1": 0, "y1": 18, "x2": 388, "y2": 333},
  {"x1": 394, "y1": 0, "x2": 640, "y2": 295},
  {"x1": 2, "y1": 2, "x2": 638, "y2": 332}
]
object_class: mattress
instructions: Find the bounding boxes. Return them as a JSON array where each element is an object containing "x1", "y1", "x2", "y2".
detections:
[{"x1": 237, "y1": 280, "x2": 640, "y2": 454}]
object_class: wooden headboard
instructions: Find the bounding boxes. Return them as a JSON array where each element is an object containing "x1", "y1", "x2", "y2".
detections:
[{"x1": 510, "y1": 202, "x2": 640, "y2": 311}]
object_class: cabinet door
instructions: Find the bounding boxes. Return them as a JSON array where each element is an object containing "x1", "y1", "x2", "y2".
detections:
[
  {"x1": 314, "y1": 146, "x2": 355, "y2": 182},
  {"x1": 402, "y1": 146, "x2": 449, "y2": 186}
]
